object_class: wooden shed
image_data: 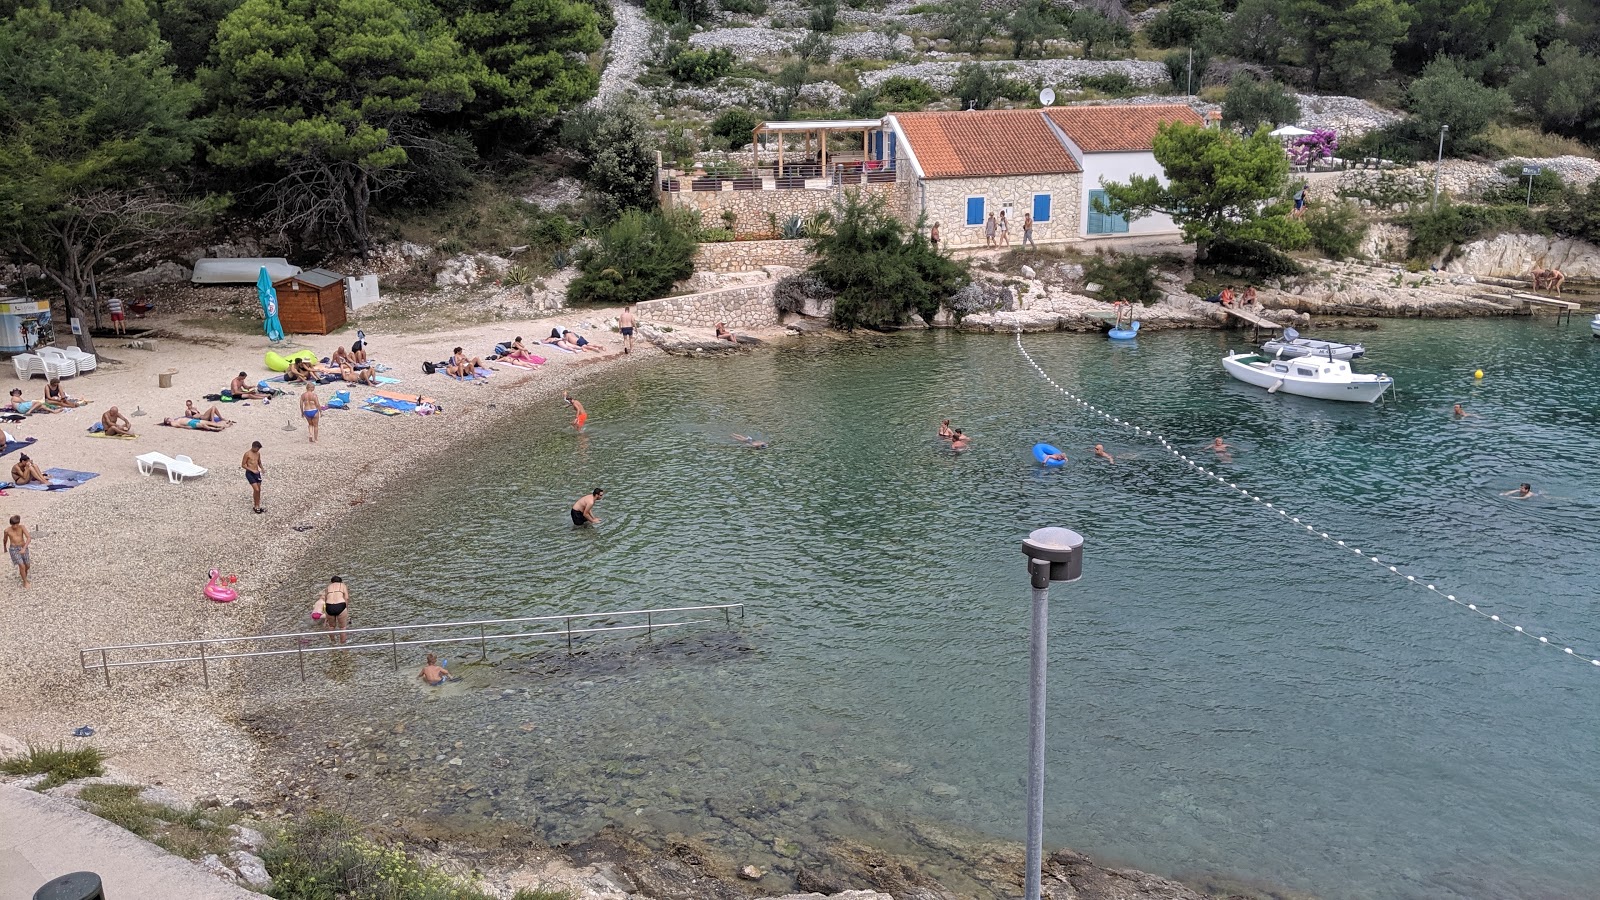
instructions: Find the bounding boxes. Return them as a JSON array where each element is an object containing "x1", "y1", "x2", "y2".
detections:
[{"x1": 273, "y1": 268, "x2": 346, "y2": 334}]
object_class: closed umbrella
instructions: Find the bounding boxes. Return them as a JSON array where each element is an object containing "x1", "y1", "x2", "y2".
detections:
[{"x1": 257, "y1": 266, "x2": 285, "y2": 342}]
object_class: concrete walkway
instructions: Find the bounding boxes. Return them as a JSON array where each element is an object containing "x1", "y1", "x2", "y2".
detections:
[{"x1": 0, "y1": 784, "x2": 259, "y2": 900}]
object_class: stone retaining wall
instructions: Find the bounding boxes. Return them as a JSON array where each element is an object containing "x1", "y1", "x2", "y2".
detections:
[
  {"x1": 694, "y1": 239, "x2": 814, "y2": 273},
  {"x1": 663, "y1": 183, "x2": 902, "y2": 237},
  {"x1": 637, "y1": 283, "x2": 780, "y2": 330}
]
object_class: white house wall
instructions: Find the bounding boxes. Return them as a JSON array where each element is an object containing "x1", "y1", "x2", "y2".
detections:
[
  {"x1": 920, "y1": 173, "x2": 1084, "y2": 250},
  {"x1": 1080, "y1": 151, "x2": 1182, "y2": 237}
]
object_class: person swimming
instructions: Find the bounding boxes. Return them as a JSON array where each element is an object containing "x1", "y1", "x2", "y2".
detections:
[
  {"x1": 938, "y1": 419, "x2": 954, "y2": 440},
  {"x1": 1501, "y1": 482, "x2": 1535, "y2": 499},
  {"x1": 733, "y1": 433, "x2": 768, "y2": 449},
  {"x1": 1453, "y1": 404, "x2": 1475, "y2": 418},
  {"x1": 1043, "y1": 449, "x2": 1067, "y2": 462},
  {"x1": 1093, "y1": 444, "x2": 1115, "y2": 463},
  {"x1": 951, "y1": 429, "x2": 970, "y2": 451}
]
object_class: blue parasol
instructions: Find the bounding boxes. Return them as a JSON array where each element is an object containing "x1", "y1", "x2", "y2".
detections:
[{"x1": 257, "y1": 267, "x2": 285, "y2": 342}]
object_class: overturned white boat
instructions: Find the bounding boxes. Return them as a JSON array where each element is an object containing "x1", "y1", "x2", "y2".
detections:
[
  {"x1": 1222, "y1": 351, "x2": 1393, "y2": 403},
  {"x1": 1261, "y1": 327, "x2": 1365, "y2": 360}
]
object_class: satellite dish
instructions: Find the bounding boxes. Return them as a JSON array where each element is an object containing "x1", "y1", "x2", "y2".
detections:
[{"x1": 1039, "y1": 87, "x2": 1056, "y2": 107}]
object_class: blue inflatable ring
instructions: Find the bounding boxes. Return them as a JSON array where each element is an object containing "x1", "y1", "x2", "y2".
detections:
[{"x1": 1032, "y1": 443, "x2": 1066, "y2": 467}]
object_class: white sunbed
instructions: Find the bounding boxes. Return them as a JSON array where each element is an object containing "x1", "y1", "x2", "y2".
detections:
[{"x1": 135, "y1": 452, "x2": 208, "y2": 484}]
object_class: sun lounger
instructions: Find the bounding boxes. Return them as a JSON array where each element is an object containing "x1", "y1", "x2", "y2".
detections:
[
  {"x1": 135, "y1": 452, "x2": 208, "y2": 484},
  {"x1": 11, "y1": 353, "x2": 47, "y2": 381}
]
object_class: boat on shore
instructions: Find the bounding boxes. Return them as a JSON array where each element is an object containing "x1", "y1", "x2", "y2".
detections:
[
  {"x1": 1261, "y1": 327, "x2": 1364, "y2": 360},
  {"x1": 1591, "y1": 313, "x2": 1599, "y2": 338},
  {"x1": 1222, "y1": 351, "x2": 1393, "y2": 403}
]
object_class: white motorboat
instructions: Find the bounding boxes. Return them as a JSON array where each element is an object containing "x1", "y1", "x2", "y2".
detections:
[
  {"x1": 1260, "y1": 326, "x2": 1364, "y2": 360},
  {"x1": 1222, "y1": 351, "x2": 1393, "y2": 403},
  {"x1": 1591, "y1": 313, "x2": 1599, "y2": 338}
]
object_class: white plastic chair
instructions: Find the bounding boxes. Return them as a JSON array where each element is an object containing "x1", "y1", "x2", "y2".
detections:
[
  {"x1": 35, "y1": 347, "x2": 77, "y2": 378},
  {"x1": 11, "y1": 353, "x2": 46, "y2": 381},
  {"x1": 62, "y1": 347, "x2": 97, "y2": 373}
]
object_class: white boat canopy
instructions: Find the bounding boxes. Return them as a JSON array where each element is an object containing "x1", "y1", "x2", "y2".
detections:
[{"x1": 191, "y1": 258, "x2": 302, "y2": 284}]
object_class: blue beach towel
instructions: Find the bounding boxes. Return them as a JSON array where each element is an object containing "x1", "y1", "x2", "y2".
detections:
[
  {"x1": 11, "y1": 467, "x2": 99, "y2": 491},
  {"x1": 1, "y1": 437, "x2": 37, "y2": 458}
]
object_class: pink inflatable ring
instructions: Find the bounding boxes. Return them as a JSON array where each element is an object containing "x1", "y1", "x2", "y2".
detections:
[{"x1": 204, "y1": 569, "x2": 238, "y2": 603}]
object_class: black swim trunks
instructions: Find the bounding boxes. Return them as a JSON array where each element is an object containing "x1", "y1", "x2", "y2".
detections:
[
  {"x1": 323, "y1": 602, "x2": 347, "y2": 618},
  {"x1": 570, "y1": 508, "x2": 587, "y2": 526},
  {"x1": 245, "y1": 470, "x2": 262, "y2": 485},
  {"x1": 620, "y1": 326, "x2": 634, "y2": 336}
]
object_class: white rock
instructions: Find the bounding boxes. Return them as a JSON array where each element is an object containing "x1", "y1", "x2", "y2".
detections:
[
  {"x1": 230, "y1": 850, "x2": 273, "y2": 890},
  {"x1": 121, "y1": 260, "x2": 193, "y2": 287},
  {"x1": 230, "y1": 824, "x2": 267, "y2": 852},
  {"x1": 197, "y1": 853, "x2": 238, "y2": 882},
  {"x1": 1020, "y1": 264, "x2": 1036, "y2": 278}
]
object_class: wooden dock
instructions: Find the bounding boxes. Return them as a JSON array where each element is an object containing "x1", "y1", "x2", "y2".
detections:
[
  {"x1": 1222, "y1": 306, "x2": 1285, "y2": 339},
  {"x1": 1509, "y1": 292, "x2": 1579, "y2": 323}
]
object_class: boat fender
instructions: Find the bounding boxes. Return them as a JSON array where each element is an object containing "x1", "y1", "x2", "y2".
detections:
[
  {"x1": 1032, "y1": 443, "x2": 1066, "y2": 467},
  {"x1": 1267, "y1": 380, "x2": 1284, "y2": 394}
]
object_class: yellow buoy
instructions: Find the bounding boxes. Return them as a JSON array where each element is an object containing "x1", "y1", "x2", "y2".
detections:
[{"x1": 1474, "y1": 369, "x2": 1484, "y2": 379}]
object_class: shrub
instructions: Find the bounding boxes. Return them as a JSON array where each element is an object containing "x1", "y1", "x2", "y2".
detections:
[
  {"x1": 1221, "y1": 72, "x2": 1300, "y2": 130},
  {"x1": 710, "y1": 108, "x2": 761, "y2": 150},
  {"x1": 1203, "y1": 238, "x2": 1304, "y2": 277},
  {"x1": 1482, "y1": 163, "x2": 1566, "y2": 206},
  {"x1": 1145, "y1": 0, "x2": 1224, "y2": 51},
  {"x1": 953, "y1": 62, "x2": 1002, "y2": 110},
  {"x1": 560, "y1": 102, "x2": 658, "y2": 221},
  {"x1": 809, "y1": 0, "x2": 837, "y2": 32},
  {"x1": 645, "y1": 0, "x2": 711, "y2": 24},
  {"x1": 877, "y1": 76, "x2": 936, "y2": 110},
  {"x1": 1076, "y1": 72, "x2": 1138, "y2": 97},
  {"x1": 719, "y1": 0, "x2": 765, "y2": 13},
  {"x1": 1083, "y1": 254, "x2": 1161, "y2": 305},
  {"x1": 0, "y1": 743, "x2": 106, "y2": 790},
  {"x1": 794, "y1": 30, "x2": 832, "y2": 63},
  {"x1": 1065, "y1": 7, "x2": 1129, "y2": 58},
  {"x1": 1304, "y1": 200, "x2": 1366, "y2": 260},
  {"x1": 1546, "y1": 179, "x2": 1600, "y2": 243},
  {"x1": 1405, "y1": 57, "x2": 1511, "y2": 148},
  {"x1": 773, "y1": 272, "x2": 835, "y2": 314},
  {"x1": 808, "y1": 192, "x2": 969, "y2": 329},
  {"x1": 569, "y1": 209, "x2": 698, "y2": 304},
  {"x1": 1164, "y1": 48, "x2": 1208, "y2": 93},
  {"x1": 1397, "y1": 200, "x2": 1534, "y2": 262},
  {"x1": 663, "y1": 45, "x2": 733, "y2": 85}
]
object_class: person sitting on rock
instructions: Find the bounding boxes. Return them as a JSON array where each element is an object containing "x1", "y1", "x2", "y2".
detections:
[{"x1": 714, "y1": 322, "x2": 738, "y2": 343}]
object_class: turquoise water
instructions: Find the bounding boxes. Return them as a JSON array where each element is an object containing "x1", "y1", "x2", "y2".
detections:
[{"x1": 262, "y1": 320, "x2": 1600, "y2": 899}]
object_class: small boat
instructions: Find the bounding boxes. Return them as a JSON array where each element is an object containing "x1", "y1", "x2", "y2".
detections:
[
  {"x1": 1591, "y1": 313, "x2": 1600, "y2": 338},
  {"x1": 1260, "y1": 327, "x2": 1364, "y2": 360},
  {"x1": 1222, "y1": 351, "x2": 1393, "y2": 403}
]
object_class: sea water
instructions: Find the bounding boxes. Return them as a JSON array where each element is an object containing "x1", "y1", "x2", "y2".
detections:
[{"x1": 257, "y1": 319, "x2": 1600, "y2": 899}]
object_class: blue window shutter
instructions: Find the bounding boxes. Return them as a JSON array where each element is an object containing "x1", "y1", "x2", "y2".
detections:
[
  {"x1": 1087, "y1": 190, "x2": 1106, "y2": 234},
  {"x1": 1032, "y1": 193, "x2": 1051, "y2": 223},
  {"x1": 966, "y1": 197, "x2": 985, "y2": 226},
  {"x1": 1112, "y1": 206, "x2": 1129, "y2": 233}
]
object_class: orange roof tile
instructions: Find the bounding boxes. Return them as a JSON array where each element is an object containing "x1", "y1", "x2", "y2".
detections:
[
  {"x1": 1043, "y1": 104, "x2": 1204, "y2": 152},
  {"x1": 894, "y1": 110, "x2": 1080, "y2": 179}
]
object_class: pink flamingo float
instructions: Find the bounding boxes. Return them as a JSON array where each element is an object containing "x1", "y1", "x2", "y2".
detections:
[{"x1": 204, "y1": 569, "x2": 238, "y2": 603}]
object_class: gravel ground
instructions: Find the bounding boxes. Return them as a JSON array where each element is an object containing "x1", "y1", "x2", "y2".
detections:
[
  {"x1": 592, "y1": 0, "x2": 650, "y2": 107},
  {"x1": 0, "y1": 294, "x2": 784, "y2": 805}
]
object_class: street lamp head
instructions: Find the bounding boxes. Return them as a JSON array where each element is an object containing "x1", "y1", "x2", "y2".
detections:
[
  {"x1": 1023, "y1": 527, "x2": 1084, "y2": 584},
  {"x1": 1442, "y1": 124, "x2": 1450, "y2": 132}
]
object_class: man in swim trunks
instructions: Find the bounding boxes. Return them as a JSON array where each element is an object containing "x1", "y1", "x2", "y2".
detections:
[
  {"x1": 4, "y1": 514, "x2": 30, "y2": 588},
  {"x1": 9, "y1": 387, "x2": 54, "y2": 415},
  {"x1": 564, "y1": 392, "x2": 587, "y2": 430},
  {"x1": 300, "y1": 384, "x2": 320, "y2": 443},
  {"x1": 619, "y1": 306, "x2": 636, "y2": 354},
  {"x1": 733, "y1": 433, "x2": 768, "y2": 448},
  {"x1": 320, "y1": 575, "x2": 351, "y2": 644},
  {"x1": 1093, "y1": 443, "x2": 1115, "y2": 463},
  {"x1": 571, "y1": 488, "x2": 604, "y2": 526},
  {"x1": 419, "y1": 653, "x2": 451, "y2": 686},
  {"x1": 11, "y1": 453, "x2": 46, "y2": 485},
  {"x1": 561, "y1": 331, "x2": 604, "y2": 352},
  {"x1": 1501, "y1": 483, "x2": 1534, "y2": 499},
  {"x1": 229, "y1": 372, "x2": 267, "y2": 400},
  {"x1": 101, "y1": 406, "x2": 132, "y2": 436},
  {"x1": 951, "y1": 429, "x2": 970, "y2": 451},
  {"x1": 242, "y1": 441, "x2": 264, "y2": 513}
]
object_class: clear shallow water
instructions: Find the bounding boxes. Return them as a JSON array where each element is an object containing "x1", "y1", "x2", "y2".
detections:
[{"x1": 255, "y1": 320, "x2": 1600, "y2": 899}]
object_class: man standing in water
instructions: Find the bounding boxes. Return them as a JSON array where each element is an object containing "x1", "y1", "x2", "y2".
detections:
[
  {"x1": 320, "y1": 575, "x2": 351, "y2": 644},
  {"x1": 571, "y1": 488, "x2": 604, "y2": 526},
  {"x1": 564, "y1": 391, "x2": 587, "y2": 431},
  {"x1": 4, "y1": 514, "x2": 31, "y2": 588},
  {"x1": 242, "y1": 441, "x2": 265, "y2": 513},
  {"x1": 618, "y1": 306, "x2": 636, "y2": 355},
  {"x1": 300, "y1": 384, "x2": 320, "y2": 443}
]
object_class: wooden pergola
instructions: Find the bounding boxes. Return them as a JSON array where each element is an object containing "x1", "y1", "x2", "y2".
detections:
[{"x1": 752, "y1": 119, "x2": 885, "y2": 176}]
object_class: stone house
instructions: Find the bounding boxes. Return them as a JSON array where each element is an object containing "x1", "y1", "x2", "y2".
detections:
[{"x1": 884, "y1": 104, "x2": 1205, "y2": 248}]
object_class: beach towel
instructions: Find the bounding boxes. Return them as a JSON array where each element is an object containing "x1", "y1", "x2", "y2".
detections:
[
  {"x1": 365, "y1": 396, "x2": 420, "y2": 413},
  {"x1": 2, "y1": 437, "x2": 37, "y2": 458},
  {"x1": 11, "y1": 467, "x2": 99, "y2": 491},
  {"x1": 361, "y1": 404, "x2": 405, "y2": 417},
  {"x1": 372, "y1": 389, "x2": 435, "y2": 405},
  {"x1": 88, "y1": 431, "x2": 138, "y2": 440},
  {"x1": 542, "y1": 341, "x2": 579, "y2": 353},
  {"x1": 372, "y1": 375, "x2": 402, "y2": 385}
]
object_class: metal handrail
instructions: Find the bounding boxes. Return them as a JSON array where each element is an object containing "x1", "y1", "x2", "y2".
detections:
[{"x1": 80, "y1": 603, "x2": 745, "y2": 687}]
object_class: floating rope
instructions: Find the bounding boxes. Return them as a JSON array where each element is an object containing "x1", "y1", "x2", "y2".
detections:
[{"x1": 1015, "y1": 330, "x2": 1600, "y2": 670}]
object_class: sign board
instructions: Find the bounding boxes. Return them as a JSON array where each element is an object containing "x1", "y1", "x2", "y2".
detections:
[
  {"x1": 70, "y1": 317, "x2": 82, "y2": 335},
  {"x1": 1522, "y1": 165, "x2": 1542, "y2": 176}
]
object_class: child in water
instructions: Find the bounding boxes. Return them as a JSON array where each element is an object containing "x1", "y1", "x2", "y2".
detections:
[{"x1": 419, "y1": 653, "x2": 452, "y2": 686}]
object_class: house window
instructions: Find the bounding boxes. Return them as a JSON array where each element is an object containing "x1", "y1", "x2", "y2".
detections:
[
  {"x1": 966, "y1": 196, "x2": 985, "y2": 226},
  {"x1": 1032, "y1": 194, "x2": 1052, "y2": 223},
  {"x1": 1087, "y1": 189, "x2": 1129, "y2": 234}
]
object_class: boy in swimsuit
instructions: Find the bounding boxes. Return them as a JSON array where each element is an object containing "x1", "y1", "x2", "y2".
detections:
[
  {"x1": 571, "y1": 488, "x2": 603, "y2": 526},
  {"x1": 300, "y1": 384, "x2": 320, "y2": 443},
  {"x1": 619, "y1": 306, "x2": 636, "y2": 354},
  {"x1": 229, "y1": 372, "x2": 267, "y2": 400},
  {"x1": 320, "y1": 575, "x2": 351, "y2": 644},
  {"x1": 564, "y1": 392, "x2": 587, "y2": 430},
  {"x1": 242, "y1": 441, "x2": 264, "y2": 513},
  {"x1": 4, "y1": 514, "x2": 30, "y2": 588},
  {"x1": 419, "y1": 653, "x2": 451, "y2": 686},
  {"x1": 11, "y1": 453, "x2": 46, "y2": 485},
  {"x1": 101, "y1": 407, "x2": 132, "y2": 435}
]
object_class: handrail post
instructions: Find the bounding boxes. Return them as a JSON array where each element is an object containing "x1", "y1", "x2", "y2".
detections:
[
  {"x1": 297, "y1": 641, "x2": 306, "y2": 683},
  {"x1": 390, "y1": 628, "x2": 398, "y2": 670},
  {"x1": 722, "y1": 607, "x2": 730, "y2": 627},
  {"x1": 100, "y1": 649, "x2": 110, "y2": 688},
  {"x1": 479, "y1": 624, "x2": 487, "y2": 660},
  {"x1": 566, "y1": 617, "x2": 573, "y2": 654},
  {"x1": 647, "y1": 612, "x2": 653, "y2": 638},
  {"x1": 199, "y1": 641, "x2": 209, "y2": 689}
]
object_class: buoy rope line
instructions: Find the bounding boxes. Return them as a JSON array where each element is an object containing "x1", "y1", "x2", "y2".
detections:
[{"x1": 1014, "y1": 330, "x2": 1600, "y2": 671}]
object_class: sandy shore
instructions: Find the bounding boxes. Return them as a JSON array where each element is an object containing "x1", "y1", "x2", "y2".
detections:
[{"x1": 0, "y1": 301, "x2": 781, "y2": 803}]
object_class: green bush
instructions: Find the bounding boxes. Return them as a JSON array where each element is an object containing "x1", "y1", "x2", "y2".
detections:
[
  {"x1": 569, "y1": 209, "x2": 698, "y2": 305},
  {"x1": 719, "y1": 0, "x2": 765, "y2": 13},
  {"x1": 0, "y1": 743, "x2": 106, "y2": 790},
  {"x1": 1546, "y1": 178, "x2": 1600, "y2": 242},
  {"x1": 877, "y1": 76, "x2": 937, "y2": 109},
  {"x1": 560, "y1": 102, "x2": 658, "y2": 221},
  {"x1": 1304, "y1": 201, "x2": 1366, "y2": 260},
  {"x1": 710, "y1": 108, "x2": 761, "y2": 150},
  {"x1": 1482, "y1": 163, "x2": 1566, "y2": 206},
  {"x1": 1076, "y1": 72, "x2": 1138, "y2": 97},
  {"x1": 645, "y1": 0, "x2": 711, "y2": 24},
  {"x1": 808, "y1": 192, "x2": 969, "y2": 329},
  {"x1": 809, "y1": 0, "x2": 837, "y2": 31},
  {"x1": 1145, "y1": 0, "x2": 1224, "y2": 50},
  {"x1": 1397, "y1": 200, "x2": 1534, "y2": 261},
  {"x1": 1221, "y1": 72, "x2": 1300, "y2": 130},
  {"x1": 953, "y1": 62, "x2": 1002, "y2": 110},
  {"x1": 663, "y1": 45, "x2": 733, "y2": 85},
  {"x1": 1204, "y1": 238, "x2": 1304, "y2": 277},
  {"x1": 1083, "y1": 254, "x2": 1161, "y2": 305},
  {"x1": 1163, "y1": 48, "x2": 1208, "y2": 93}
]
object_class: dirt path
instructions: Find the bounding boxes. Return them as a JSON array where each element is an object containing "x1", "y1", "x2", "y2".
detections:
[{"x1": 592, "y1": 1, "x2": 649, "y2": 107}]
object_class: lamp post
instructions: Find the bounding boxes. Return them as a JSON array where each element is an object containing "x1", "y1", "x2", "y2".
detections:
[
  {"x1": 1431, "y1": 124, "x2": 1449, "y2": 211},
  {"x1": 1020, "y1": 527, "x2": 1085, "y2": 900}
]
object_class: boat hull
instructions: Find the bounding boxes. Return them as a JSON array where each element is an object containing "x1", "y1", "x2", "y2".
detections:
[{"x1": 1222, "y1": 354, "x2": 1392, "y2": 403}]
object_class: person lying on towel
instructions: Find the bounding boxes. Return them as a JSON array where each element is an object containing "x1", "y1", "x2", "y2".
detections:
[{"x1": 163, "y1": 417, "x2": 229, "y2": 432}]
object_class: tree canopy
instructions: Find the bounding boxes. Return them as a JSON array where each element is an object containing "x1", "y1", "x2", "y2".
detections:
[
  {"x1": 808, "y1": 192, "x2": 969, "y2": 330},
  {"x1": 1096, "y1": 122, "x2": 1309, "y2": 262}
]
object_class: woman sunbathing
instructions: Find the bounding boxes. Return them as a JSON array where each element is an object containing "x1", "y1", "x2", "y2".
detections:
[
  {"x1": 184, "y1": 400, "x2": 225, "y2": 422},
  {"x1": 162, "y1": 417, "x2": 228, "y2": 432},
  {"x1": 338, "y1": 363, "x2": 377, "y2": 385},
  {"x1": 503, "y1": 337, "x2": 545, "y2": 365},
  {"x1": 44, "y1": 379, "x2": 85, "y2": 408},
  {"x1": 446, "y1": 347, "x2": 483, "y2": 378}
]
